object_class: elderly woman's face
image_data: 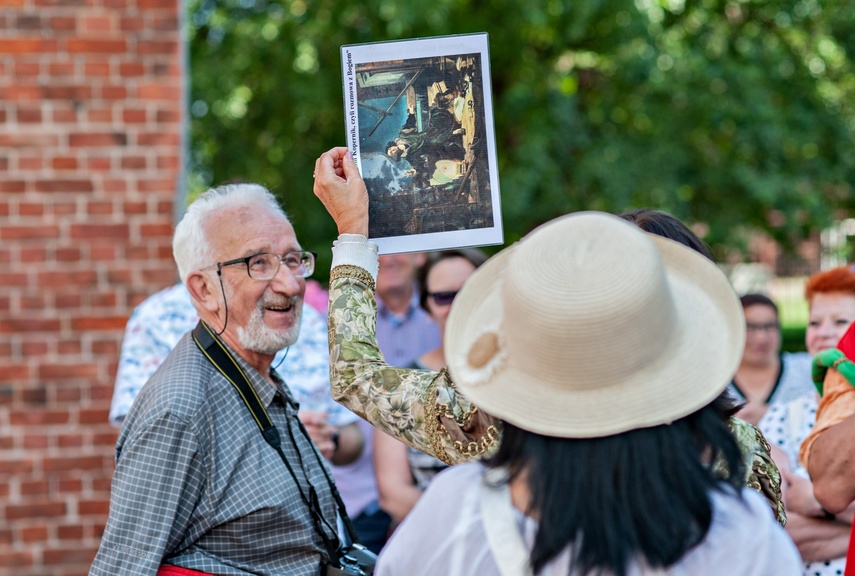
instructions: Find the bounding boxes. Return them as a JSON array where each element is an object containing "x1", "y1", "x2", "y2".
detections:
[{"x1": 806, "y1": 291, "x2": 855, "y2": 357}]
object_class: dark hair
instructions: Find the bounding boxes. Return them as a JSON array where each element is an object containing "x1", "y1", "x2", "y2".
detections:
[
  {"x1": 487, "y1": 405, "x2": 744, "y2": 576},
  {"x1": 417, "y1": 248, "x2": 489, "y2": 312},
  {"x1": 620, "y1": 209, "x2": 713, "y2": 261},
  {"x1": 739, "y1": 293, "x2": 778, "y2": 315}
]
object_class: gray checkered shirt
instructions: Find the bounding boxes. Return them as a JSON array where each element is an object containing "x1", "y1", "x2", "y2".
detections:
[{"x1": 90, "y1": 331, "x2": 337, "y2": 575}]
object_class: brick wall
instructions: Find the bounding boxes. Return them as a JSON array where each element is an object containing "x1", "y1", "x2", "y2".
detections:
[{"x1": 0, "y1": 0, "x2": 183, "y2": 573}]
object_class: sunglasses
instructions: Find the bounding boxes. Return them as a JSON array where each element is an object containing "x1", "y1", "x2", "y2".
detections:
[{"x1": 428, "y1": 290, "x2": 458, "y2": 306}]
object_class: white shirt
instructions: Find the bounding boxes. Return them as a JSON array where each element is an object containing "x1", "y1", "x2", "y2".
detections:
[{"x1": 377, "y1": 463, "x2": 802, "y2": 576}]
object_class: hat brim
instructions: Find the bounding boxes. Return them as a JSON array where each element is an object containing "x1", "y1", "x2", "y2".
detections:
[{"x1": 445, "y1": 233, "x2": 746, "y2": 438}]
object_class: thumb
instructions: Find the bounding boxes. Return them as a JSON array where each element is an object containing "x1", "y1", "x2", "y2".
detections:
[{"x1": 341, "y1": 150, "x2": 361, "y2": 181}]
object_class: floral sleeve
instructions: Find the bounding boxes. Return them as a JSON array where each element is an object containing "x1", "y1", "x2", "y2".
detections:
[
  {"x1": 328, "y1": 265, "x2": 500, "y2": 465},
  {"x1": 725, "y1": 417, "x2": 787, "y2": 526}
]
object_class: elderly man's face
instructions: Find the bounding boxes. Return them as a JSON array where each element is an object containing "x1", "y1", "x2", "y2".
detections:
[{"x1": 207, "y1": 204, "x2": 305, "y2": 359}]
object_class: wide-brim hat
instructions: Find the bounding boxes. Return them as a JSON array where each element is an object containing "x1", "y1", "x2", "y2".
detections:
[{"x1": 445, "y1": 211, "x2": 745, "y2": 438}]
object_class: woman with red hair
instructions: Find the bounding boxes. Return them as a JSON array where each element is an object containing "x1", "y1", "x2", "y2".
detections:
[{"x1": 762, "y1": 265, "x2": 855, "y2": 576}]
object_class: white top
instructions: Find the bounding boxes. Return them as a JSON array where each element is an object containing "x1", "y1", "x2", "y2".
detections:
[{"x1": 376, "y1": 463, "x2": 802, "y2": 576}]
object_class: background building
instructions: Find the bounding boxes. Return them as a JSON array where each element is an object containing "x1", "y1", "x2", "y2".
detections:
[{"x1": 0, "y1": 1, "x2": 183, "y2": 573}]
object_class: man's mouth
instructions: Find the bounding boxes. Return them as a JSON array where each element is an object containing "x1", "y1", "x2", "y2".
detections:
[{"x1": 264, "y1": 301, "x2": 294, "y2": 313}]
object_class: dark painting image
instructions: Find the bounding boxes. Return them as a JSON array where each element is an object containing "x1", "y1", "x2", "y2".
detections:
[{"x1": 342, "y1": 34, "x2": 502, "y2": 253}]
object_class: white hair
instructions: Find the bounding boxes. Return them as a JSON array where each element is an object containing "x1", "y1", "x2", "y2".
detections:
[{"x1": 172, "y1": 183, "x2": 289, "y2": 283}]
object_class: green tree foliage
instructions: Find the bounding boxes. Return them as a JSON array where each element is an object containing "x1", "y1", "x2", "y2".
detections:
[{"x1": 188, "y1": 0, "x2": 855, "y2": 274}]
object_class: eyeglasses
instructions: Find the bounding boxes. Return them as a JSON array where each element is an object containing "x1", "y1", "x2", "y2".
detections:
[
  {"x1": 746, "y1": 322, "x2": 780, "y2": 334},
  {"x1": 202, "y1": 251, "x2": 316, "y2": 280},
  {"x1": 428, "y1": 290, "x2": 458, "y2": 306}
]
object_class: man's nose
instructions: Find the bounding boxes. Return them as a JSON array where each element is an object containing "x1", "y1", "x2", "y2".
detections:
[{"x1": 270, "y1": 264, "x2": 303, "y2": 295}]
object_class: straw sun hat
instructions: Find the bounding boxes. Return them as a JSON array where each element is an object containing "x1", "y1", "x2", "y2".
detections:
[{"x1": 445, "y1": 211, "x2": 745, "y2": 438}]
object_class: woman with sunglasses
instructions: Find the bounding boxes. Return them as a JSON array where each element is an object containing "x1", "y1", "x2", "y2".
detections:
[{"x1": 374, "y1": 249, "x2": 488, "y2": 527}]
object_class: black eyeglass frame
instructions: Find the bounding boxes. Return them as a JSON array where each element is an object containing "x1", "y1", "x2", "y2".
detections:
[{"x1": 201, "y1": 250, "x2": 317, "y2": 280}]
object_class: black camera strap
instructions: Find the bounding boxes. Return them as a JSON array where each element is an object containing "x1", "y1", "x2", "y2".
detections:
[{"x1": 192, "y1": 320, "x2": 361, "y2": 563}]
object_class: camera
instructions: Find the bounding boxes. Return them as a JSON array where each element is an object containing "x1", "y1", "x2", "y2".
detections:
[{"x1": 323, "y1": 543, "x2": 377, "y2": 576}]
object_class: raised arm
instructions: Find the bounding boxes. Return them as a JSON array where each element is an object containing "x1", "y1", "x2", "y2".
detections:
[{"x1": 313, "y1": 147, "x2": 500, "y2": 465}]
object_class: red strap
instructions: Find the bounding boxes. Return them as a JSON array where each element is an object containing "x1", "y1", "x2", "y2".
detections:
[
  {"x1": 846, "y1": 523, "x2": 855, "y2": 576},
  {"x1": 157, "y1": 566, "x2": 213, "y2": 576}
]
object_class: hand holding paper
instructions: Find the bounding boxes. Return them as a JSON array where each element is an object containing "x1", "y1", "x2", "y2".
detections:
[{"x1": 313, "y1": 146, "x2": 369, "y2": 237}]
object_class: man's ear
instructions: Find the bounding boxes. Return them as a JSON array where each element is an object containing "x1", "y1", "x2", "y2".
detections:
[{"x1": 186, "y1": 271, "x2": 221, "y2": 313}]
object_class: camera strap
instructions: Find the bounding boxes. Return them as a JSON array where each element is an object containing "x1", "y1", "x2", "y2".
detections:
[{"x1": 192, "y1": 320, "x2": 361, "y2": 563}]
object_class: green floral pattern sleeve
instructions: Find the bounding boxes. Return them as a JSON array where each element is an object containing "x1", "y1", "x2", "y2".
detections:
[
  {"x1": 723, "y1": 418, "x2": 787, "y2": 526},
  {"x1": 328, "y1": 265, "x2": 500, "y2": 465}
]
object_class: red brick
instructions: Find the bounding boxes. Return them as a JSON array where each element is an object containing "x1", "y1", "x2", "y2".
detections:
[
  {"x1": 138, "y1": 83, "x2": 180, "y2": 101},
  {"x1": 137, "y1": 40, "x2": 177, "y2": 55},
  {"x1": 87, "y1": 291, "x2": 118, "y2": 307},
  {"x1": 122, "y1": 108, "x2": 147, "y2": 123},
  {"x1": 86, "y1": 201, "x2": 113, "y2": 215},
  {"x1": 69, "y1": 132, "x2": 127, "y2": 147},
  {"x1": 55, "y1": 293, "x2": 82, "y2": 309},
  {"x1": 38, "y1": 363, "x2": 99, "y2": 379},
  {"x1": 49, "y1": 61, "x2": 76, "y2": 76},
  {"x1": 69, "y1": 223, "x2": 128, "y2": 239},
  {"x1": 20, "y1": 246, "x2": 46, "y2": 261},
  {"x1": 71, "y1": 316, "x2": 127, "y2": 330},
  {"x1": 18, "y1": 202, "x2": 45, "y2": 216},
  {"x1": 0, "y1": 364, "x2": 31, "y2": 381},
  {"x1": 56, "y1": 340, "x2": 82, "y2": 354},
  {"x1": 57, "y1": 525, "x2": 85, "y2": 540},
  {"x1": 82, "y1": 15, "x2": 114, "y2": 33},
  {"x1": 20, "y1": 525, "x2": 49, "y2": 542},
  {"x1": 119, "y1": 62, "x2": 145, "y2": 76},
  {"x1": 37, "y1": 269, "x2": 98, "y2": 288},
  {"x1": 140, "y1": 223, "x2": 174, "y2": 237},
  {"x1": 0, "y1": 132, "x2": 59, "y2": 147},
  {"x1": 0, "y1": 180, "x2": 27, "y2": 192},
  {"x1": 34, "y1": 179, "x2": 94, "y2": 193},
  {"x1": 57, "y1": 433, "x2": 84, "y2": 448},
  {"x1": 41, "y1": 84, "x2": 93, "y2": 100},
  {"x1": 0, "y1": 225, "x2": 60, "y2": 240},
  {"x1": 137, "y1": 132, "x2": 180, "y2": 146},
  {"x1": 15, "y1": 61, "x2": 41, "y2": 77},
  {"x1": 43, "y1": 455, "x2": 103, "y2": 472},
  {"x1": 55, "y1": 246, "x2": 82, "y2": 262},
  {"x1": 0, "y1": 550, "x2": 33, "y2": 568},
  {"x1": 83, "y1": 61, "x2": 111, "y2": 77},
  {"x1": 52, "y1": 106, "x2": 79, "y2": 123},
  {"x1": 10, "y1": 409, "x2": 71, "y2": 425},
  {"x1": 0, "y1": 456, "x2": 34, "y2": 475},
  {"x1": 120, "y1": 155, "x2": 147, "y2": 169},
  {"x1": 122, "y1": 200, "x2": 147, "y2": 214},
  {"x1": 0, "y1": 38, "x2": 58, "y2": 53},
  {"x1": 18, "y1": 155, "x2": 45, "y2": 170},
  {"x1": 0, "y1": 318, "x2": 61, "y2": 332},
  {"x1": 66, "y1": 39, "x2": 127, "y2": 54},
  {"x1": 78, "y1": 499, "x2": 110, "y2": 516},
  {"x1": 20, "y1": 341, "x2": 50, "y2": 355},
  {"x1": 16, "y1": 107, "x2": 42, "y2": 123},
  {"x1": 6, "y1": 502, "x2": 67, "y2": 520},
  {"x1": 22, "y1": 431, "x2": 49, "y2": 447},
  {"x1": 43, "y1": 544, "x2": 99, "y2": 565},
  {"x1": 51, "y1": 156, "x2": 79, "y2": 170},
  {"x1": 87, "y1": 107, "x2": 114, "y2": 123},
  {"x1": 49, "y1": 15, "x2": 77, "y2": 30},
  {"x1": 0, "y1": 272, "x2": 30, "y2": 287}
]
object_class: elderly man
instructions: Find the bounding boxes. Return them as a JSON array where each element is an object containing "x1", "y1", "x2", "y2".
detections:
[{"x1": 91, "y1": 184, "x2": 361, "y2": 575}]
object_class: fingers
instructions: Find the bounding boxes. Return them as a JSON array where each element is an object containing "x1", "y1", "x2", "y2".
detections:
[{"x1": 340, "y1": 149, "x2": 360, "y2": 182}]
